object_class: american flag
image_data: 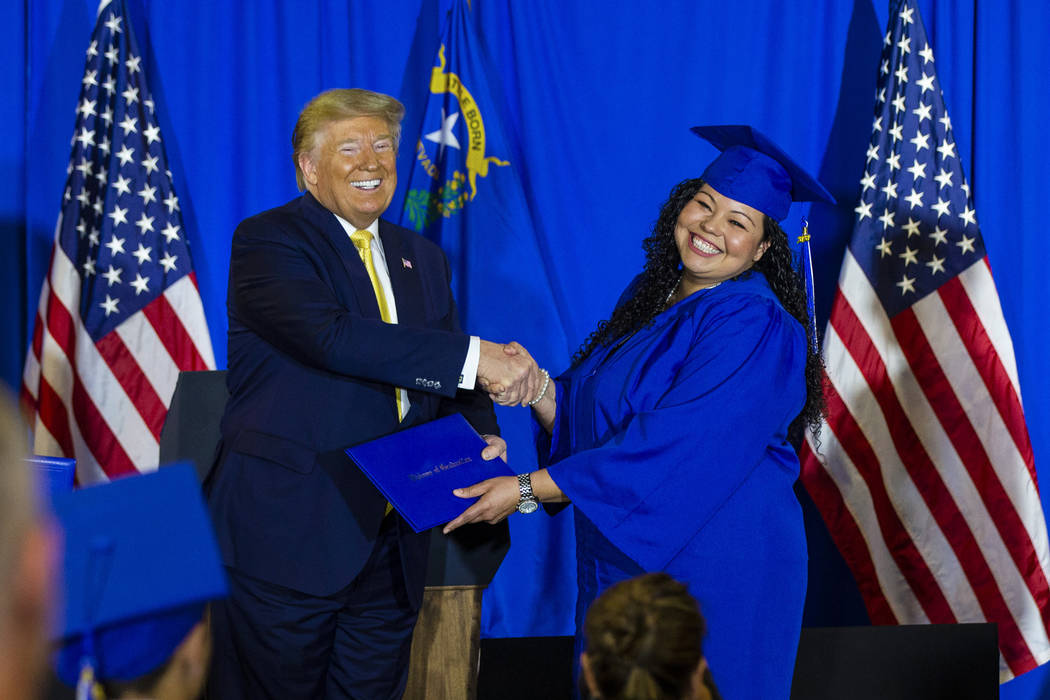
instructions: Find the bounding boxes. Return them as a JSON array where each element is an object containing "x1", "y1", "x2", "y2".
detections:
[
  {"x1": 801, "y1": 0, "x2": 1050, "y2": 681},
  {"x1": 21, "y1": 0, "x2": 214, "y2": 485}
]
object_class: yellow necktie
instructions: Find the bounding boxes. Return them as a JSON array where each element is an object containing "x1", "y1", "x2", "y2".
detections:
[
  {"x1": 351, "y1": 230, "x2": 400, "y2": 518},
  {"x1": 350, "y1": 229, "x2": 404, "y2": 423}
]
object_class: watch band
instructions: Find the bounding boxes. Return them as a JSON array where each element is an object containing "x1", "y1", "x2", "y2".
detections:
[
  {"x1": 517, "y1": 473, "x2": 534, "y2": 500},
  {"x1": 517, "y1": 473, "x2": 538, "y2": 514}
]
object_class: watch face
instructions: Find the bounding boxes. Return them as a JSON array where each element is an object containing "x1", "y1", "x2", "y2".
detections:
[{"x1": 517, "y1": 499, "x2": 539, "y2": 514}]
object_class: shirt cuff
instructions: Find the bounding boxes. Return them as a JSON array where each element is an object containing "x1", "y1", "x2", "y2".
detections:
[{"x1": 458, "y1": 336, "x2": 481, "y2": 390}]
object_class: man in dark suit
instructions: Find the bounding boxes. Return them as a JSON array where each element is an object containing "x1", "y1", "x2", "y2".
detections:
[{"x1": 205, "y1": 88, "x2": 539, "y2": 699}]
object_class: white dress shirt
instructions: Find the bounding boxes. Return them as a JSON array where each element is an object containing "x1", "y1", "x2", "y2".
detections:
[{"x1": 334, "y1": 215, "x2": 480, "y2": 419}]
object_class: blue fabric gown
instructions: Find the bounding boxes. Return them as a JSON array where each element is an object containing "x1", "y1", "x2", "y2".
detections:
[{"x1": 541, "y1": 271, "x2": 808, "y2": 699}]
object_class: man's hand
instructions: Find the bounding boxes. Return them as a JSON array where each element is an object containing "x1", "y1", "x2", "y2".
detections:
[
  {"x1": 480, "y1": 434, "x2": 507, "y2": 463},
  {"x1": 477, "y1": 340, "x2": 542, "y2": 406}
]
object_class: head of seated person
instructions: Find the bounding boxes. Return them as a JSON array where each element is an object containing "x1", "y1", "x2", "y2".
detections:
[
  {"x1": 0, "y1": 389, "x2": 57, "y2": 699},
  {"x1": 84, "y1": 608, "x2": 212, "y2": 700},
  {"x1": 51, "y1": 464, "x2": 226, "y2": 700},
  {"x1": 581, "y1": 573, "x2": 718, "y2": 700}
]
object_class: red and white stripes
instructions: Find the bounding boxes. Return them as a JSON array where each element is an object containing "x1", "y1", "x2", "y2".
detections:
[
  {"x1": 21, "y1": 242, "x2": 214, "y2": 484},
  {"x1": 803, "y1": 251, "x2": 1049, "y2": 681}
]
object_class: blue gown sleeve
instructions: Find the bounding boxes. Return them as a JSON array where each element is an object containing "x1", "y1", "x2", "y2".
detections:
[
  {"x1": 534, "y1": 272, "x2": 642, "y2": 466},
  {"x1": 535, "y1": 379, "x2": 571, "y2": 467},
  {"x1": 546, "y1": 293, "x2": 808, "y2": 571}
]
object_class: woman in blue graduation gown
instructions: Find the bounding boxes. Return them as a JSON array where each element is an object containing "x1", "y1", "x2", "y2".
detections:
[{"x1": 447, "y1": 125, "x2": 834, "y2": 699}]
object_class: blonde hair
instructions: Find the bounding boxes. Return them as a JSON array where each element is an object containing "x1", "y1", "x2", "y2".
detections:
[
  {"x1": 584, "y1": 573, "x2": 706, "y2": 700},
  {"x1": 291, "y1": 88, "x2": 405, "y2": 190}
]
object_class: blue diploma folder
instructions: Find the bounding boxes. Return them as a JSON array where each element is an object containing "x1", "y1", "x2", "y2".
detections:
[{"x1": 345, "y1": 413, "x2": 513, "y2": 533}]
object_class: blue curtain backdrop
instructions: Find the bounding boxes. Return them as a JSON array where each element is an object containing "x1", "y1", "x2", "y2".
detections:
[{"x1": 6, "y1": 1, "x2": 1049, "y2": 695}]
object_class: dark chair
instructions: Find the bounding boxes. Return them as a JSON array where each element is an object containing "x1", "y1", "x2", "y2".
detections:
[{"x1": 157, "y1": 370, "x2": 229, "y2": 484}]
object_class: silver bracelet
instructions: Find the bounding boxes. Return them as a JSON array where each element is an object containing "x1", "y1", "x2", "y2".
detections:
[{"x1": 528, "y1": 369, "x2": 551, "y2": 407}]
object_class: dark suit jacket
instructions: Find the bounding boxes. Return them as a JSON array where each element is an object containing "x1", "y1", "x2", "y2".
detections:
[{"x1": 205, "y1": 192, "x2": 498, "y2": 603}]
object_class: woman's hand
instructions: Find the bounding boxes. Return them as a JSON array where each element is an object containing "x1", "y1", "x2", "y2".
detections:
[{"x1": 442, "y1": 475, "x2": 520, "y2": 534}]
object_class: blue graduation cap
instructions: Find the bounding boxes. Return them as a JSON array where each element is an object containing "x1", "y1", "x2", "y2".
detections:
[
  {"x1": 51, "y1": 463, "x2": 227, "y2": 690},
  {"x1": 691, "y1": 125, "x2": 835, "y2": 221}
]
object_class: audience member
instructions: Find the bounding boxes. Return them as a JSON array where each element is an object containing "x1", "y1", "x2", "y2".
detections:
[
  {"x1": 581, "y1": 573, "x2": 720, "y2": 700},
  {"x1": 0, "y1": 389, "x2": 55, "y2": 700},
  {"x1": 52, "y1": 464, "x2": 226, "y2": 700}
]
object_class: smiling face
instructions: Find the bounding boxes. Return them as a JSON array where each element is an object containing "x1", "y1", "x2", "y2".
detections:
[
  {"x1": 298, "y1": 115, "x2": 398, "y2": 229},
  {"x1": 673, "y1": 183, "x2": 770, "y2": 294}
]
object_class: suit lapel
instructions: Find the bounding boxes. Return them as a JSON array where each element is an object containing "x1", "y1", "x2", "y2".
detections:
[
  {"x1": 379, "y1": 220, "x2": 432, "y2": 416},
  {"x1": 301, "y1": 193, "x2": 381, "y2": 318},
  {"x1": 300, "y1": 196, "x2": 435, "y2": 419},
  {"x1": 378, "y1": 220, "x2": 424, "y2": 329}
]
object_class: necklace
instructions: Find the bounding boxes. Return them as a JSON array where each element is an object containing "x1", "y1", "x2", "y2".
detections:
[{"x1": 666, "y1": 277, "x2": 724, "y2": 307}]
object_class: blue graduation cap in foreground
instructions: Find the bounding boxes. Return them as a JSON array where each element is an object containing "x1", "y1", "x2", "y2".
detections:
[
  {"x1": 52, "y1": 463, "x2": 227, "y2": 689},
  {"x1": 692, "y1": 125, "x2": 835, "y2": 221}
]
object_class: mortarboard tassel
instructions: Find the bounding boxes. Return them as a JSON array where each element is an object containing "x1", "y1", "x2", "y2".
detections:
[
  {"x1": 75, "y1": 662, "x2": 105, "y2": 700},
  {"x1": 75, "y1": 536, "x2": 115, "y2": 700},
  {"x1": 798, "y1": 218, "x2": 818, "y2": 355}
]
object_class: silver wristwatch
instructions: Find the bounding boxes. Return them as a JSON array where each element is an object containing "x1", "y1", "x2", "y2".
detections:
[{"x1": 517, "y1": 473, "x2": 539, "y2": 514}]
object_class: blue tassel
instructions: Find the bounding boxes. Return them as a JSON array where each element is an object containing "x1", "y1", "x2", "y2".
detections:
[{"x1": 798, "y1": 218, "x2": 818, "y2": 354}]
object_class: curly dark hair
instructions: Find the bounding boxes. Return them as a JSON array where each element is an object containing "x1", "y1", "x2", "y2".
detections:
[{"x1": 572, "y1": 178, "x2": 825, "y2": 440}]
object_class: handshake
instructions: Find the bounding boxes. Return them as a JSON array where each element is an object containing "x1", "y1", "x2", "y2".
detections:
[{"x1": 477, "y1": 340, "x2": 549, "y2": 408}]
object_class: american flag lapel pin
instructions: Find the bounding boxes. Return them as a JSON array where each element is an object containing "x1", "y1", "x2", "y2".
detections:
[{"x1": 402, "y1": 258, "x2": 413, "y2": 269}]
